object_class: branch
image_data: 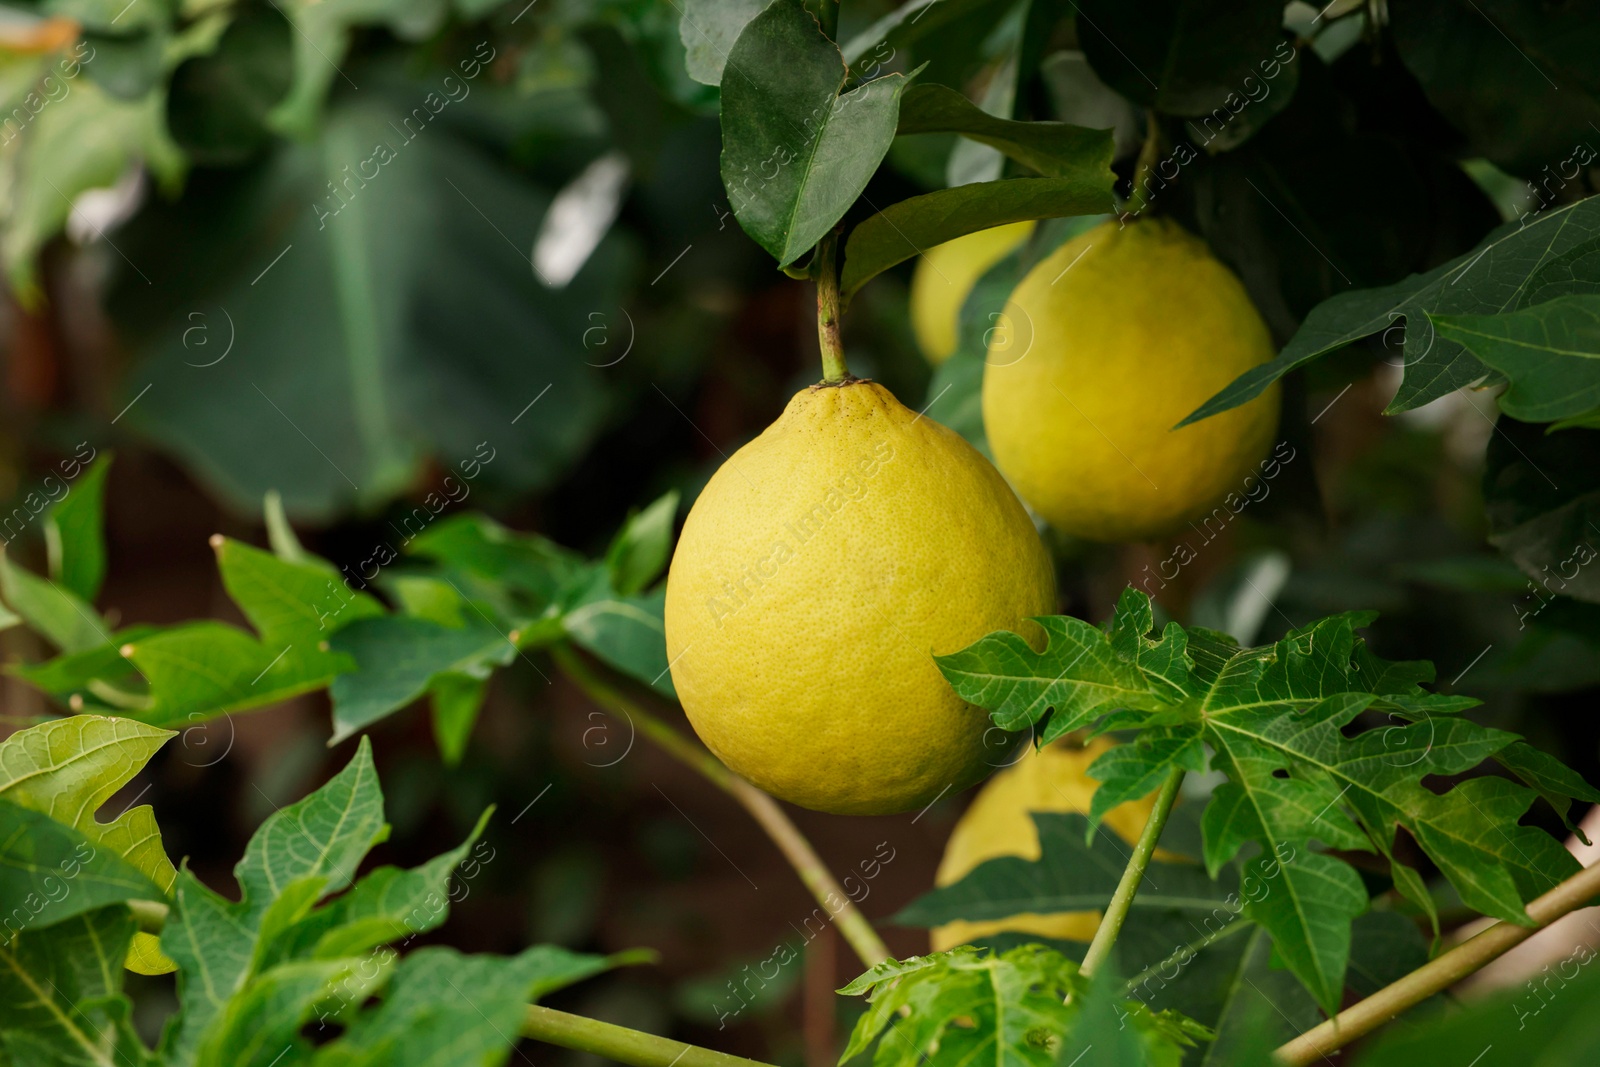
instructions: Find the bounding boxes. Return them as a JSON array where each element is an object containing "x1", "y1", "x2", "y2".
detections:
[
  {"x1": 1275, "y1": 857, "x2": 1600, "y2": 1065},
  {"x1": 1080, "y1": 768, "x2": 1185, "y2": 978},
  {"x1": 522, "y1": 1005, "x2": 779, "y2": 1067},
  {"x1": 550, "y1": 644, "x2": 892, "y2": 969}
]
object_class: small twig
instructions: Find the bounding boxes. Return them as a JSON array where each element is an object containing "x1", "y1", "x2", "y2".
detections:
[
  {"x1": 550, "y1": 644, "x2": 892, "y2": 968},
  {"x1": 1275, "y1": 857, "x2": 1600, "y2": 1065},
  {"x1": 522, "y1": 1004, "x2": 779, "y2": 1067},
  {"x1": 1080, "y1": 768, "x2": 1185, "y2": 978}
]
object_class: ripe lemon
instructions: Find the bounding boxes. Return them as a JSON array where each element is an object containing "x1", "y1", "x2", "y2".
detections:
[
  {"x1": 931, "y1": 737, "x2": 1158, "y2": 951},
  {"x1": 983, "y1": 217, "x2": 1280, "y2": 543},
  {"x1": 910, "y1": 221, "x2": 1035, "y2": 364},
  {"x1": 663, "y1": 379, "x2": 1055, "y2": 815}
]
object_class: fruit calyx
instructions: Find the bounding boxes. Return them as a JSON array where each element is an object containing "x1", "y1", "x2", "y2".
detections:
[{"x1": 809, "y1": 373, "x2": 872, "y2": 391}]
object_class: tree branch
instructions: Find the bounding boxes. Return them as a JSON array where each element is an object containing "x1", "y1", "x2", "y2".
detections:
[
  {"x1": 1275, "y1": 857, "x2": 1600, "y2": 1065},
  {"x1": 550, "y1": 644, "x2": 892, "y2": 969}
]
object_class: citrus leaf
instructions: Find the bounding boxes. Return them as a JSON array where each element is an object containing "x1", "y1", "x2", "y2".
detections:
[
  {"x1": 562, "y1": 572, "x2": 674, "y2": 697},
  {"x1": 43, "y1": 451, "x2": 112, "y2": 603},
  {"x1": 1180, "y1": 195, "x2": 1600, "y2": 427},
  {"x1": 679, "y1": 0, "x2": 771, "y2": 86},
  {"x1": 897, "y1": 83, "x2": 1116, "y2": 179},
  {"x1": 838, "y1": 174, "x2": 1115, "y2": 301},
  {"x1": 0, "y1": 906, "x2": 155, "y2": 1067},
  {"x1": 1431, "y1": 294, "x2": 1600, "y2": 422},
  {"x1": 719, "y1": 0, "x2": 912, "y2": 266}
]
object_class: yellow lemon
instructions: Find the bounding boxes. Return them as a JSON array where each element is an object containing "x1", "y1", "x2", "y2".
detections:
[
  {"x1": 931, "y1": 737, "x2": 1158, "y2": 951},
  {"x1": 910, "y1": 221, "x2": 1035, "y2": 364},
  {"x1": 664, "y1": 379, "x2": 1055, "y2": 815},
  {"x1": 983, "y1": 217, "x2": 1280, "y2": 543}
]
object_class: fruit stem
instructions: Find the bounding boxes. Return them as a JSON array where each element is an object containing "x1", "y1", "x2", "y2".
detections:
[
  {"x1": 814, "y1": 229, "x2": 851, "y2": 383},
  {"x1": 522, "y1": 1005, "x2": 779, "y2": 1067},
  {"x1": 1121, "y1": 110, "x2": 1163, "y2": 222},
  {"x1": 1274, "y1": 856, "x2": 1600, "y2": 1065},
  {"x1": 551, "y1": 644, "x2": 892, "y2": 969},
  {"x1": 1079, "y1": 767, "x2": 1185, "y2": 978}
]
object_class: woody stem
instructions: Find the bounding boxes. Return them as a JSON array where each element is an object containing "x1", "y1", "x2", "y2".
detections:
[
  {"x1": 550, "y1": 644, "x2": 891, "y2": 969},
  {"x1": 814, "y1": 230, "x2": 850, "y2": 383}
]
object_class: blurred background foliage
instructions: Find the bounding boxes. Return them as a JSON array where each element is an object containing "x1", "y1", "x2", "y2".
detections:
[{"x1": 1, "y1": 0, "x2": 1598, "y2": 1062}]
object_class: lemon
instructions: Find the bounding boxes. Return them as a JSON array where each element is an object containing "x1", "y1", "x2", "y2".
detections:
[
  {"x1": 663, "y1": 379, "x2": 1055, "y2": 815},
  {"x1": 910, "y1": 222, "x2": 1035, "y2": 364},
  {"x1": 931, "y1": 737, "x2": 1157, "y2": 952},
  {"x1": 983, "y1": 217, "x2": 1280, "y2": 543}
]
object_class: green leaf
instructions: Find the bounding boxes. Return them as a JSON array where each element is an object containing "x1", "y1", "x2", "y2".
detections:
[
  {"x1": 839, "y1": 174, "x2": 1115, "y2": 301},
  {"x1": 408, "y1": 514, "x2": 585, "y2": 610},
  {"x1": 1431, "y1": 295, "x2": 1600, "y2": 422},
  {"x1": 604, "y1": 490, "x2": 679, "y2": 598},
  {"x1": 0, "y1": 551, "x2": 112, "y2": 653},
  {"x1": 312, "y1": 945, "x2": 624, "y2": 1066},
  {"x1": 719, "y1": 0, "x2": 912, "y2": 266},
  {"x1": 430, "y1": 673, "x2": 487, "y2": 767},
  {"x1": 215, "y1": 536, "x2": 384, "y2": 648},
  {"x1": 0, "y1": 799, "x2": 163, "y2": 930},
  {"x1": 6, "y1": 627, "x2": 157, "y2": 710},
  {"x1": 1181, "y1": 196, "x2": 1600, "y2": 426},
  {"x1": 43, "y1": 451, "x2": 112, "y2": 603},
  {"x1": 679, "y1": 0, "x2": 772, "y2": 86},
  {"x1": 938, "y1": 591, "x2": 1594, "y2": 1008},
  {"x1": 1483, "y1": 420, "x2": 1600, "y2": 605},
  {"x1": 839, "y1": 945, "x2": 1208, "y2": 1067},
  {"x1": 898, "y1": 83, "x2": 1118, "y2": 179},
  {"x1": 264, "y1": 490, "x2": 313, "y2": 565},
  {"x1": 123, "y1": 621, "x2": 341, "y2": 728},
  {"x1": 0, "y1": 906, "x2": 154, "y2": 1067},
  {"x1": 328, "y1": 617, "x2": 516, "y2": 744},
  {"x1": 894, "y1": 813, "x2": 1234, "y2": 928},
  {"x1": 562, "y1": 573, "x2": 675, "y2": 696},
  {"x1": 0, "y1": 714, "x2": 178, "y2": 971},
  {"x1": 167, "y1": 5, "x2": 295, "y2": 165}
]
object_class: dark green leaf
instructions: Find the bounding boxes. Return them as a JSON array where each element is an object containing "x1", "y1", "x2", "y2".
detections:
[
  {"x1": 1182, "y1": 197, "x2": 1600, "y2": 426},
  {"x1": 604, "y1": 490, "x2": 679, "y2": 597},
  {"x1": 679, "y1": 0, "x2": 772, "y2": 86},
  {"x1": 897, "y1": 83, "x2": 1115, "y2": 179},
  {"x1": 168, "y1": 5, "x2": 295, "y2": 165},
  {"x1": 328, "y1": 617, "x2": 517, "y2": 743},
  {"x1": 719, "y1": 0, "x2": 912, "y2": 266},
  {"x1": 43, "y1": 451, "x2": 111, "y2": 603},
  {"x1": 839, "y1": 174, "x2": 1114, "y2": 301},
  {"x1": 1074, "y1": 0, "x2": 1289, "y2": 116},
  {"x1": 1432, "y1": 295, "x2": 1600, "y2": 422}
]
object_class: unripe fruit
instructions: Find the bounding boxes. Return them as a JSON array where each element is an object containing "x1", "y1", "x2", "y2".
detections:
[{"x1": 910, "y1": 222, "x2": 1035, "y2": 364}]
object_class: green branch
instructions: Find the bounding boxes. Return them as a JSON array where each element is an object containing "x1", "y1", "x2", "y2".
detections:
[
  {"x1": 522, "y1": 1005, "x2": 779, "y2": 1067},
  {"x1": 1275, "y1": 857, "x2": 1600, "y2": 1065},
  {"x1": 1080, "y1": 768, "x2": 1186, "y2": 978},
  {"x1": 814, "y1": 229, "x2": 850, "y2": 382},
  {"x1": 550, "y1": 644, "x2": 891, "y2": 968}
]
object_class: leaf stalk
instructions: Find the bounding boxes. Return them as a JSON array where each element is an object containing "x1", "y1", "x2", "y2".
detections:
[
  {"x1": 522, "y1": 1005, "x2": 779, "y2": 1067},
  {"x1": 550, "y1": 644, "x2": 891, "y2": 968},
  {"x1": 1080, "y1": 768, "x2": 1185, "y2": 977}
]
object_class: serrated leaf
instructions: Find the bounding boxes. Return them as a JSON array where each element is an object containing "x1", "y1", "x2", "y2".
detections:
[
  {"x1": 940, "y1": 589, "x2": 1597, "y2": 1009},
  {"x1": 839, "y1": 945, "x2": 1207, "y2": 1067},
  {"x1": 328, "y1": 617, "x2": 516, "y2": 743},
  {"x1": 719, "y1": 0, "x2": 911, "y2": 266},
  {"x1": 839, "y1": 175, "x2": 1115, "y2": 301},
  {"x1": 44, "y1": 451, "x2": 112, "y2": 603},
  {"x1": 1181, "y1": 196, "x2": 1600, "y2": 426},
  {"x1": 0, "y1": 715, "x2": 178, "y2": 972},
  {"x1": 604, "y1": 490, "x2": 678, "y2": 598},
  {"x1": 1431, "y1": 294, "x2": 1600, "y2": 422},
  {"x1": 0, "y1": 906, "x2": 154, "y2": 1067}
]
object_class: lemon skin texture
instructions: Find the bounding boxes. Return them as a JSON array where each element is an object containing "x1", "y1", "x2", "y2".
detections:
[
  {"x1": 911, "y1": 221, "x2": 1035, "y2": 365},
  {"x1": 982, "y1": 217, "x2": 1280, "y2": 543},
  {"x1": 663, "y1": 380, "x2": 1055, "y2": 816},
  {"x1": 930, "y1": 737, "x2": 1158, "y2": 951}
]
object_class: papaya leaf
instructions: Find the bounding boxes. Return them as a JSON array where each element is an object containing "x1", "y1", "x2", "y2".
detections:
[
  {"x1": 0, "y1": 799, "x2": 162, "y2": 931},
  {"x1": 839, "y1": 945, "x2": 1209, "y2": 1067},
  {"x1": 1180, "y1": 195, "x2": 1600, "y2": 426},
  {"x1": 719, "y1": 0, "x2": 912, "y2": 266},
  {"x1": 936, "y1": 588, "x2": 1594, "y2": 1011},
  {"x1": 44, "y1": 451, "x2": 112, "y2": 603},
  {"x1": 0, "y1": 715, "x2": 178, "y2": 972},
  {"x1": 0, "y1": 906, "x2": 155, "y2": 1066},
  {"x1": 1430, "y1": 294, "x2": 1600, "y2": 423}
]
